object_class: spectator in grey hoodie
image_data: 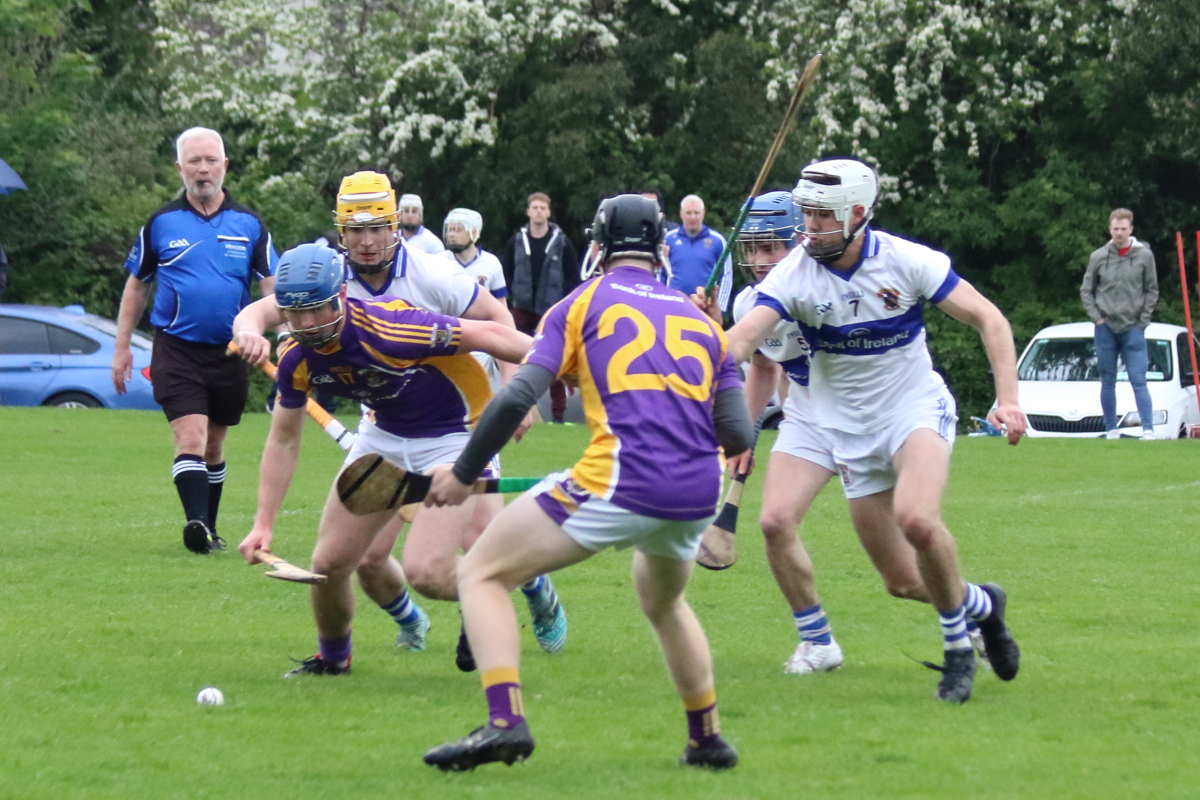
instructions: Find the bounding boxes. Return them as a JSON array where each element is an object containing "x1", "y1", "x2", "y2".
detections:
[{"x1": 1080, "y1": 208, "x2": 1159, "y2": 439}]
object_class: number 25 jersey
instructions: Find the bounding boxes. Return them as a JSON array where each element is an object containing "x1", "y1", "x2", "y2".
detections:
[{"x1": 524, "y1": 266, "x2": 742, "y2": 521}]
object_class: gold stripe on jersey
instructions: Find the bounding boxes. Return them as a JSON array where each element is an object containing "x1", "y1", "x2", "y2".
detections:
[
  {"x1": 419, "y1": 355, "x2": 493, "y2": 427},
  {"x1": 359, "y1": 341, "x2": 420, "y2": 371},
  {"x1": 555, "y1": 280, "x2": 621, "y2": 501},
  {"x1": 362, "y1": 297, "x2": 415, "y2": 312},
  {"x1": 347, "y1": 304, "x2": 459, "y2": 347},
  {"x1": 276, "y1": 337, "x2": 313, "y2": 392},
  {"x1": 290, "y1": 356, "x2": 311, "y2": 394}
]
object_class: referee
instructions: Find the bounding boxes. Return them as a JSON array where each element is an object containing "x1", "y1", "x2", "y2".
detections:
[{"x1": 111, "y1": 127, "x2": 278, "y2": 554}]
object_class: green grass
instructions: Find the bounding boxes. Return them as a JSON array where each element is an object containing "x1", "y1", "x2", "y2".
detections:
[{"x1": 2, "y1": 407, "x2": 1199, "y2": 799}]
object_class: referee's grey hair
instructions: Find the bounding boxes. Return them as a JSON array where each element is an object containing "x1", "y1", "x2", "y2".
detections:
[{"x1": 175, "y1": 127, "x2": 225, "y2": 162}]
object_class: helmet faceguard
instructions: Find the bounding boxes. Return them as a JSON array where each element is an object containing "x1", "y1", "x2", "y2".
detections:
[
  {"x1": 792, "y1": 158, "x2": 877, "y2": 264},
  {"x1": 736, "y1": 191, "x2": 801, "y2": 284},
  {"x1": 274, "y1": 243, "x2": 345, "y2": 349},
  {"x1": 334, "y1": 172, "x2": 399, "y2": 276},
  {"x1": 443, "y1": 207, "x2": 482, "y2": 254},
  {"x1": 398, "y1": 193, "x2": 424, "y2": 233}
]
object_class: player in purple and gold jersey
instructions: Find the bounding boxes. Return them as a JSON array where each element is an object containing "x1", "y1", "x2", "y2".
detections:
[
  {"x1": 230, "y1": 243, "x2": 534, "y2": 676},
  {"x1": 422, "y1": 195, "x2": 755, "y2": 771}
]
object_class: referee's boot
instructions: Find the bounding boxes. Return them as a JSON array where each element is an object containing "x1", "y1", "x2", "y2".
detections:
[
  {"x1": 183, "y1": 519, "x2": 214, "y2": 554},
  {"x1": 424, "y1": 720, "x2": 535, "y2": 771}
]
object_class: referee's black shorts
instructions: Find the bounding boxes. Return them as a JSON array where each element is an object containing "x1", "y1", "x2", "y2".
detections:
[{"x1": 151, "y1": 331, "x2": 250, "y2": 426}]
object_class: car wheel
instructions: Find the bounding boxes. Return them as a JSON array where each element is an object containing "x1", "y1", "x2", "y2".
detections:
[{"x1": 45, "y1": 391, "x2": 103, "y2": 409}]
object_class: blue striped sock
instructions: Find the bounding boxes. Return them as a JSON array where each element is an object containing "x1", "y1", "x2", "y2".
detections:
[
  {"x1": 794, "y1": 604, "x2": 833, "y2": 646},
  {"x1": 520, "y1": 575, "x2": 546, "y2": 598},
  {"x1": 938, "y1": 606, "x2": 971, "y2": 651},
  {"x1": 962, "y1": 583, "x2": 993, "y2": 622},
  {"x1": 381, "y1": 590, "x2": 419, "y2": 627}
]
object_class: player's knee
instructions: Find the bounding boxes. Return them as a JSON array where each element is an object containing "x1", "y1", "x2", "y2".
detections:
[
  {"x1": 638, "y1": 592, "x2": 681, "y2": 625},
  {"x1": 895, "y1": 509, "x2": 939, "y2": 550},
  {"x1": 403, "y1": 555, "x2": 456, "y2": 600},
  {"x1": 882, "y1": 575, "x2": 927, "y2": 601},
  {"x1": 354, "y1": 550, "x2": 389, "y2": 583},
  {"x1": 759, "y1": 509, "x2": 798, "y2": 545}
]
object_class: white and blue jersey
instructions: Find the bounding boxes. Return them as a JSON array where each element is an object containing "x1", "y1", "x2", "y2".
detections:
[
  {"x1": 440, "y1": 248, "x2": 507, "y2": 300},
  {"x1": 402, "y1": 226, "x2": 446, "y2": 255},
  {"x1": 732, "y1": 284, "x2": 812, "y2": 419},
  {"x1": 755, "y1": 227, "x2": 959, "y2": 434},
  {"x1": 124, "y1": 193, "x2": 278, "y2": 345},
  {"x1": 663, "y1": 225, "x2": 733, "y2": 312},
  {"x1": 345, "y1": 241, "x2": 479, "y2": 317}
]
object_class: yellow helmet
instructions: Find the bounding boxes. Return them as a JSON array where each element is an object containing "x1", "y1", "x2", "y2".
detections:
[
  {"x1": 334, "y1": 171, "x2": 398, "y2": 230},
  {"x1": 334, "y1": 171, "x2": 399, "y2": 275}
]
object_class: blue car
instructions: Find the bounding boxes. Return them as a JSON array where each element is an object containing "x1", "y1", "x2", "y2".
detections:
[{"x1": 0, "y1": 304, "x2": 160, "y2": 409}]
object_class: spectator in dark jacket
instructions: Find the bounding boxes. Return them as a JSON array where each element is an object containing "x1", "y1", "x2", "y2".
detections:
[{"x1": 500, "y1": 192, "x2": 580, "y2": 423}]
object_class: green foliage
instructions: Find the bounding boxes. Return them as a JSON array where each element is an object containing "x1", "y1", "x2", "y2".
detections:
[{"x1": 6, "y1": 0, "x2": 1200, "y2": 421}]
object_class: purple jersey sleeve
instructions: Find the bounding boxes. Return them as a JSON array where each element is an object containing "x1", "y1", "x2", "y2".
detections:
[
  {"x1": 522, "y1": 297, "x2": 572, "y2": 377},
  {"x1": 713, "y1": 350, "x2": 741, "y2": 393},
  {"x1": 275, "y1": 339, "x2": 310, "y2": 410}
]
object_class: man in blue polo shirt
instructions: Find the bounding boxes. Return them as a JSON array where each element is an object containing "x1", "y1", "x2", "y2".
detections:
[
  {"x1": 111, "y1": 127, "x2": 278, "y2": 554},
  {"x1": 663, "y1": 194, "x2": 732, "y2": 315}
]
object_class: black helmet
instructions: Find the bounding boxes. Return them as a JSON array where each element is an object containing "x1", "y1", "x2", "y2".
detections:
[{"x1": 590, "y1": 194, "x2": 665, "y2": 266}]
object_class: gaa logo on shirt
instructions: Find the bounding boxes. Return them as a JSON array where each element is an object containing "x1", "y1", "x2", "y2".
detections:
[
  {"x1": 877, "y1": 287, "x2": 901, "y2": 311},
  {"x1": 169, "y1": 238, "x2": 190, "y2": 248},
  {"x1": 815, "y1": 301, "x2": 833, "y2": 315}
]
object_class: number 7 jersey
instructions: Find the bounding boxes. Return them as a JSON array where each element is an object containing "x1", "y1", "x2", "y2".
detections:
[{"x1": 524, "y1": 265, "x2": 742, "y2": 521}]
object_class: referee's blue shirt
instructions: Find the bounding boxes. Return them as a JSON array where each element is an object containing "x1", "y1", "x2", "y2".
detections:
[
  {"x1": 124, "y1": 192, "x2": 278, "y2": 345},
  {"x1": 663, "y1": 224, "x2": 732, "y2": 312}
]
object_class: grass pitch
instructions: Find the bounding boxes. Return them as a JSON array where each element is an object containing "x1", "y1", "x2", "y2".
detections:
[{"x1": 1, "y1": 407, "x2": 1198, "y2": 799}]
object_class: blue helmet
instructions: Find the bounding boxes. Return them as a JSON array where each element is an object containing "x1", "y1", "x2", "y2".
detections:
[
  {"x1": 735, "y1": 191, "x2": 802, "y2": 282},
  {"x1": 274, "y1": 243, "x2": 345, "y2": 347}
]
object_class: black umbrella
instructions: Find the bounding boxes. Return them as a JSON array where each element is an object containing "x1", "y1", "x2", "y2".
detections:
[{"x1": 0, "y1": 158, "x2": 28, "y2": 195}]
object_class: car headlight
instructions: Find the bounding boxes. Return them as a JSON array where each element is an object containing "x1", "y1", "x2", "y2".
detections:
[{"x1": 1119, "y1": 410, "x2": 1167, "y2": 427}]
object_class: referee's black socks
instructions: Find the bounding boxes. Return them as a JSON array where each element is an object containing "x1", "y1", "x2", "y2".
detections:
[
  {"x1": 172, "y1": 454, "x2": 210, "y2": 526},
  {"x1": 206, "y1": 461, "x2": 226, "y2": 532}
]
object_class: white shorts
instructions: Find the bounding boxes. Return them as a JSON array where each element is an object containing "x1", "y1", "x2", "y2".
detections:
[
  {"x1": 347, "y1": 419, "x2": 499, "y2": 478},
  {"x1": 771, "y1": 412, "x2": 837, "y2": 473},
  {"x1": 828, "y1": 393, "x2": 957, "y2": 499},
  {"x1": 530, "y1": 471, "x2": 714, "y2": 561}
]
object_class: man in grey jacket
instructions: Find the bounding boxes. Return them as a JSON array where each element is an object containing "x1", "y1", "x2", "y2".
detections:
[{"x1": 1080, "y1": 208, "x2": 1159, "y2": 439}]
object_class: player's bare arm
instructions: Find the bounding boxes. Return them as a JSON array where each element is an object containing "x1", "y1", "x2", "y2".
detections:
[
  {"x1": 727, "y1": 304, "x2": 783, "y2": 364},
  {"x1": 457, "y1": 320, "x2": 533, "y2": 364},
  {"x1": 239, "y1": 403, "x2": 305, "y2": 564},
  {"x1": 936, "y1": 280, "x2": 1026, "y2": 445},
  {"x1": 111, "y1": 275, "x2": 152, "y2": 394},
  {"x1": 231, "y1": 295, "x2": 285, "y2": 366}
]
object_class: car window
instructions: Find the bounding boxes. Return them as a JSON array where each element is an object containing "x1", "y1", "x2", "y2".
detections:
[
  {"x1": 1019, "y1": 338, "x2": 1097, "y2": 381},
  {"x1": 0, "y1": 316, "x2": 53, "y2": 355},
  {"x1": 76, "y1": 315, "x2": 153, "y2": 350},
  {"x1": 1145, "y1": 338, "x2": 1172, "y2": 381},
  {"x1": 1020, "y1": 336, "x2": 1173, "y2": 382},
  {"x1": 47, "y1": 324, "x2": 101, "y2": 355},
  {"x1": 1179, "y1": 332, "x2": 1199, "y2": 388}
]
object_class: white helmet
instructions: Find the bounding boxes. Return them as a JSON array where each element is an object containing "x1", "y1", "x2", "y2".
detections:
[
  {"x1": 443, "y1": 207, "x2": 483, "y2": 254},
  {"x1": 792, "y1": 158, "x2": 877, "y2": 263}
]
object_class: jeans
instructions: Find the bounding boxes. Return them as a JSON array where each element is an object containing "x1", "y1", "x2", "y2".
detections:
[{"x1": 1094, "y1": 323, "x2": 1154, "y2": 432}]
